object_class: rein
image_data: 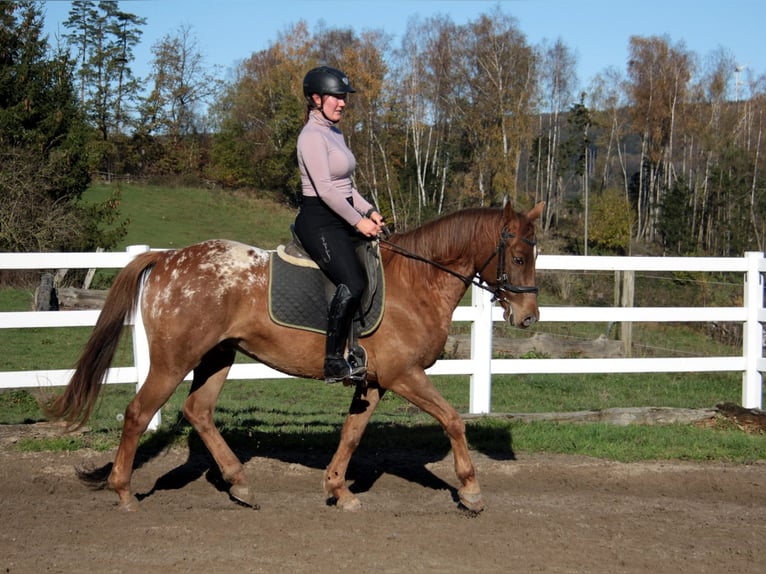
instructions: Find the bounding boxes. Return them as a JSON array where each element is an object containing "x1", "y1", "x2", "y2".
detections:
[{"x1": 378, "y1": 226, "x2": 539, "y2": 301}]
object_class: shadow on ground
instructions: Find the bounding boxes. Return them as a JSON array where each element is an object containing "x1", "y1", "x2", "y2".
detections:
[{"x1": 76, "y1": 408, "x2": 515, "y2": 507}]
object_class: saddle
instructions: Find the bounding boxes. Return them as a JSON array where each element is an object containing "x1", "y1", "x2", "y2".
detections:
[{"x1": 268, "y1": 229, "x2": 385, "y2": 339}]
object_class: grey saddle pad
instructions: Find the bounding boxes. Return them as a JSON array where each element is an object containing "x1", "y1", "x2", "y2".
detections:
[{"x1": 268, "y1": 240, "x2": 385, "y2": 336}]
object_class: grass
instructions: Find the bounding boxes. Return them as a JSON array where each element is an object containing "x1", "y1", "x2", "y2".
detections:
[
  {"x1": 82, "y1": 183, "x2": 296, "y2": 287},
  {"x1": 510, "y1": 421, "x2": 766, "y2": 462},
  {"x1": 1, "y1": 182, "x2": 764, "y2": 462},
  {"x1": 86, "y1": 183, "x2": 295, "y2": 249},
  {"x1": 491, "y1": 371, "x2": 742, "y2": 412},
  {"x1": 3, "y1": 372, "x2": 763, "y2": 462}
]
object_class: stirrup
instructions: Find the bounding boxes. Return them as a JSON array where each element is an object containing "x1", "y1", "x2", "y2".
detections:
[{"x1": 347, "y1": 346, "x2": 367, "y2": 383}]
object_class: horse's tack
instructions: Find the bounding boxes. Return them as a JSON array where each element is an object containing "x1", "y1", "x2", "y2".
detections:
[
  {"x1": 379, "y1": 225, "x2": 538, "y2": 300},
  {"x1": 276, "y1": 244, "x2": 320, "y2": 268},
  {"x1": 269, "y1": 235, "x2": 385, "y2": 336}
]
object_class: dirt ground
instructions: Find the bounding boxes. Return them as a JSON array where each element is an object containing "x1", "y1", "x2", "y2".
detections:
[{"x1": 0, "y1": 424, "x2": 764, "y2": 574}]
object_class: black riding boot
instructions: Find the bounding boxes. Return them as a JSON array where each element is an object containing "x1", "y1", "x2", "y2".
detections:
[{"x1": 324, "y1": 284, "x2": 363, "y2": 383}]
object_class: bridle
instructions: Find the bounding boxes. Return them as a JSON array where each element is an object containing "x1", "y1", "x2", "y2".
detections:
[{"x1": 378, "y1": 225, "x2": 539, "y2": 302}]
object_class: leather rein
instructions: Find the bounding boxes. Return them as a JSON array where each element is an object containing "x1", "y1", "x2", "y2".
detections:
[{"x1": 378, "y1": 226, "x2": 539, "y2": 301}]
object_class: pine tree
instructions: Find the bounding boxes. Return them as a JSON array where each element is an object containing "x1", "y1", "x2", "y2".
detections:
[{"x1": 0, "y1": 1, "x2": 123, "y2": 253}]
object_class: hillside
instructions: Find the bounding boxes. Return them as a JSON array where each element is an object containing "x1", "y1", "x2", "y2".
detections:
[{"x1": 84, "y1": 184, "x2": 297, "y2": 250}]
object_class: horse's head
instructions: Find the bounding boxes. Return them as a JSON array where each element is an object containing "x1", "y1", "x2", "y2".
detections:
[{"x1": 480, "y1": 202, "x2": 544, "y2": 329}]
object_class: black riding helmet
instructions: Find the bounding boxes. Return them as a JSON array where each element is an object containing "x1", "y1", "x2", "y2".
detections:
[{"x1": 303, "y1": 66, "x2": 356, "y2": 102}]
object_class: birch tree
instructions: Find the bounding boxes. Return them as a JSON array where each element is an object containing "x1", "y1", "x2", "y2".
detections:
[
  {"x1": 534, "y1": 37, "x2": 577, "y2": 230},
  {"x1": 394, "y1": 15, "x2": 463, "y2": 223},
  {"x1": 627, "y1": 35, "x2": 693, "y2": 241},
  {"x1": 463, "y1": 8, "x2": 536, "y2": 206}
]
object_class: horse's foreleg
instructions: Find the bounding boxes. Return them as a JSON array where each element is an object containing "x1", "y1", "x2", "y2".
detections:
[
  {"x1": 389, "y1": 371, "x2": 484, "y2": 512},
  {"x1": 109, "y1": 369, "x2": 182, "y2": 511},
  {"x1": 324, "y1": 382, "x2": 384, "y2": 511},
  {"x1": 182, "y1": 346, "x2": 255, "y2": 507}
]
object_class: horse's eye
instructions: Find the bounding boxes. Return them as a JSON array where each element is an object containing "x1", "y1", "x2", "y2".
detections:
[{"x1": 512, "y1": 257, "x2": 524, "y2": 266}]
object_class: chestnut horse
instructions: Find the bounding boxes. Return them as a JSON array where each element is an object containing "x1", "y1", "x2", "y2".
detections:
[{"x1": 48, "y1": 202, "x2": 543, "y2": 512}]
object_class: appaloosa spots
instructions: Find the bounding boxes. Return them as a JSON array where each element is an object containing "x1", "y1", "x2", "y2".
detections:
[
  {"x1": 142, "y1": 240, "x2": 270, "y2": 320},
  {"x1": 196, "y1": 240, "x2": 269, "y2": 295}
]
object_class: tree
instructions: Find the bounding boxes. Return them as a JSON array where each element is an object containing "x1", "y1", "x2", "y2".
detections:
[
  {"x1": 336, "y1": 28, "x2": 390, "y2": 219},
  {"x1": 211, "y1": 21, "x2": 390, "y2": 206},
  {"x1": 139, "y1": 23, "x2": 223, "y2": 175},
  {"x1": 62, "y1": 0, "x2": 145, "y2": 177},
  {"x1": 658, "y1": 178, "x2": 694, "y2": 255},
  {"x1": 0, "y1": 1, "x2": 123, "y2": 253},
  {"x1": 393, "y1": 15, "x2": 463, "y2": 224},
  {"x1": 533, "y1": 37, "x2": 577, "y2": 231},
  {"x1": 463, "y1": 8, "x2": 536, "y2": 206},
  {"x1": 589, "y1": 188, "x2": 634, "y2": 254},
  {"x1": 559, "y1": 96, "x2": 592, "y2": 252},
  {"x1": 211, "y1": 21, "x2": 309, "y2": 193},
  {"x1": 627, "y1": 35, "x2": 693, "y2": 241},
  {"x1": 587, "y1": 66, "x2": 631, "y2": 199}
]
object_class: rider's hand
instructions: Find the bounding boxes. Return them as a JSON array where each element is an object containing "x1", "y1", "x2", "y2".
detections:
[
  {"x1": 355, "y1": 214, "x2": 383, "y2": 237},
  {"x1": 369, "y1": 211, "x2": 385, "y2": 227}
]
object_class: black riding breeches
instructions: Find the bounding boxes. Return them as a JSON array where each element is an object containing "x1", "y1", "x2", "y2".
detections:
[{"x1": 294, "y1": 196, "x2": 367, "y2": 302}]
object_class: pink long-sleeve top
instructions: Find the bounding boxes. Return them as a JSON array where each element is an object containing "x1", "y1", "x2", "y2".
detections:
[{"x1": 297, "y1": 110, "x2": 372, "y2": 226}]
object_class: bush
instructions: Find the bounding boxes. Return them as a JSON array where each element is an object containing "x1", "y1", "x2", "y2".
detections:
[{"x1": 588, "y1": 188, "x2": 634, "y2": 254}]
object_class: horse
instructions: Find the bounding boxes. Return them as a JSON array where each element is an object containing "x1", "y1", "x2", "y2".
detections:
[{"x1": 47, "y1": 201, "x2": 544, "y2": 512}]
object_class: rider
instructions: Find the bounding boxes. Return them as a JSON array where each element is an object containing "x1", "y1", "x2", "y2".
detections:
[{"x1": 293, "y1": 66, "x2": 385, "y2": 383}]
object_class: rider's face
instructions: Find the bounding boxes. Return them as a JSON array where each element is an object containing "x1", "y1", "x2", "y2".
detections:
[{"x1": 313, "y1": 93, "x2": 347, "y2": 122}]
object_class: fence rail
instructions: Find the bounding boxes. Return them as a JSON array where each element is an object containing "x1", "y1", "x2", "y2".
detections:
[{"x1": 1, "y1": 247, "x2": 764, "y2": 430}]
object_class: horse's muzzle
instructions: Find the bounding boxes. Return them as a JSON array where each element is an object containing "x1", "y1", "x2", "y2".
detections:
[
  {"x1": 520, "y1": 313, "x2": 538, "y2": 328},
  {"x1": 503, "y1": 303, "x2": 539, "y2": 328}
]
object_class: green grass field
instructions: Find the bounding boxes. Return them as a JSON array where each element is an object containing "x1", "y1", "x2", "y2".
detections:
[
  {"x1": 86, "y1": 183, "x2": 296, "y2": 249},
  {"x1": 1, "y1": 183, "x2": 764, "y2": 461}
]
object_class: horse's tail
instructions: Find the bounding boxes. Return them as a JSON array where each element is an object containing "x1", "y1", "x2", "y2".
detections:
[{"x1": 45, "y1": 251, "x2": 164, "y2": 428}]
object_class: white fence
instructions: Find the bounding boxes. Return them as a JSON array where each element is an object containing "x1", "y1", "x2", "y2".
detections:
[{"x1": 1, "y1": 247, "x2": 764, "y2": 430}]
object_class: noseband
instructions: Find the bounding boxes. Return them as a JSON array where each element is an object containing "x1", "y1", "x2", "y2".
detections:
[{"x1": 379, "y1": 225, "x2": 538, "y2": 301}]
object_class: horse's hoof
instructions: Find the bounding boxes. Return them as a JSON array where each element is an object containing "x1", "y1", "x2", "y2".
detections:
[
  {"x1": 229, "y1": 484, "x2": 260, "y2": 509},
  {"x1": 458, "y1": 489, "x2": 485, "y2": 513},
  {"x1": 117, "y1": 496, "x2": 140, "y2": 512},
  {"x1": 336, "y1": 494, "x2": 362, "y2": 512}
]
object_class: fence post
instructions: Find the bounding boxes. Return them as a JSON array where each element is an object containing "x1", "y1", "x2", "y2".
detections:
[
  {"x1": 126, "y1": 245, "x2": 160, "y2": 431},
  {"x1": 742, "y1": 251, "x2": 764, "y2": 409},
  {"x1": 614, "y1": 270, "x2": 634, "y2": 357},
  {"x1": 469, "y1": 284, "x2": 493, "y2": 414}
]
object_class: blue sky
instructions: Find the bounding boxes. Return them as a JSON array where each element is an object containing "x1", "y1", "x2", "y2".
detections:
[{"x1": 42, "y1": 0, "x2": 765, "y2": 95}]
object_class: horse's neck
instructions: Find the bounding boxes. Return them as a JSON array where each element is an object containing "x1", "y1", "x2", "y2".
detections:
[{"x1": 385, "y1": 233, "x2": 476, "y2": 315}]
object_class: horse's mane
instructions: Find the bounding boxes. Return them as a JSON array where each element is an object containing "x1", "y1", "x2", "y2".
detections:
[{"x1": 382, "y1": 207, "x2": 506, "y2": 287}]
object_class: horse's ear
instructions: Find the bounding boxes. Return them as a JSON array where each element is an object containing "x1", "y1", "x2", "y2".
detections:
[
  {"x1": 502, "y1": 200, "x2": 544, "y2": 223},
  {"x1": 526, "y1": 202, "x2": 545, "y2": 222}
]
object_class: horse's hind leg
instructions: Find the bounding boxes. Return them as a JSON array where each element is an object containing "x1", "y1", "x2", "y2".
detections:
[
  {"x1": 181, "y1": 345, "x2": 256, "y2": 507},
  {"x1": 324, "y1": 382, "x2": 384, "y2": 511},
  {"x1": 109, "y1": 368, "x2": 183, "y2": 511}
]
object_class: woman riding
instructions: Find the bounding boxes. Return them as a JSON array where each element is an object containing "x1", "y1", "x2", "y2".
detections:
[{"x1": 293, "y1": 65, "x2": 385, "y2": 383}]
